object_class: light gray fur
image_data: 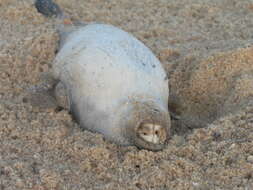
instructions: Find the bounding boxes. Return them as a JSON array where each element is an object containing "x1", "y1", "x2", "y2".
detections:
[{"x1": 52, "y1": 24, "x2": 170, "y2": 146}]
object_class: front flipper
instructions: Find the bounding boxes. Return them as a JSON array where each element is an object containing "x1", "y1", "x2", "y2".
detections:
[
  {"x1": 24, "y1": 72, "x2": 59, "y2": 109},
  {"x1": 54, "y1": 81, "x2": 70, "y2": 110}
]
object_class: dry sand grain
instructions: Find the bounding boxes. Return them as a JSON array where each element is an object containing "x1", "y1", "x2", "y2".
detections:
[{"x1": 0, "y1": 0, "x2": 253, "y2": 189}]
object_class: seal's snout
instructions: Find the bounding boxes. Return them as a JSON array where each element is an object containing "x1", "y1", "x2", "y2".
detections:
[{"x1": 137, "y1": 123, "x2": 167, "y2": 145}]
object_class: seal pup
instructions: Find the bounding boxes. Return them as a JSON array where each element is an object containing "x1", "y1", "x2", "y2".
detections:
[{"x1": 30, "y1": 0, "x2": 171, "y2": 151}]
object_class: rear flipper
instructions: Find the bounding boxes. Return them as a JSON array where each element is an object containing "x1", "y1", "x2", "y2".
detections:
[
  {"x1": 35, "y1": 0, "x2": 63, "y2": 18},
  {"x1": 24, "y1": 72, "x2": 69, "y2": 110},
  {"x1": 35, "y1": 0, "x2": 87, "y2": 49}
]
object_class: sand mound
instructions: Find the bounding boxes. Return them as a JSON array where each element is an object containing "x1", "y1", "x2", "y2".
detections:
[
  {"x1": 1, "y1": 0, "x2": 253, "y2": 189},
  {"x1": 169, "y1": 47, "x2": 253, "y2": 129}
]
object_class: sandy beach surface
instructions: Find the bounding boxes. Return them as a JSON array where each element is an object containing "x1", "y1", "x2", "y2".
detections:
[{"x1": 1, "y1": 0, "x2": 253, "y2": 189}]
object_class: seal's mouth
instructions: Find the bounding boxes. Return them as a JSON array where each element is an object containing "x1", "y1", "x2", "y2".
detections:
[{"x1": 134, "y1": 136, "x2": 166, "y2": 151}]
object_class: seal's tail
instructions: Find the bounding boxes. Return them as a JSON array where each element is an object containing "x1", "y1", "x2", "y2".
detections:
[
  {"x1": 35, "y1": 0, "x2": 63, "y2": 17},
  {"x1": 35, "y1": 0, "x2": 85, "y2": 47}
]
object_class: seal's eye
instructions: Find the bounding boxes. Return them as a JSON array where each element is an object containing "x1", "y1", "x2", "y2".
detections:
[{"x1": 143, "y1": 132, "x2": 147, "y2": 135}]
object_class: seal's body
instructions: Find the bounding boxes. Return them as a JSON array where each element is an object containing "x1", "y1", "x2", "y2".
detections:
[{"x1": 34, "y1": 0, "x2": 171, "y2": 150}]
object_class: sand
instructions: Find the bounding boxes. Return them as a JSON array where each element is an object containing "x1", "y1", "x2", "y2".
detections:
[{"x1": 0, "y1": 0, "x2": 253, "y2": 189}]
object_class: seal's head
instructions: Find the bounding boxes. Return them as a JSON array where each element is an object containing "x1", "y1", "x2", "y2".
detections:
[{"x1": 118, "y1": 100, "x2": 171, "y2": 151}]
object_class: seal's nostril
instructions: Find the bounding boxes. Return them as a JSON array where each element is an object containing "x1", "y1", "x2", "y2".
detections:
[{"x1": 22, "y1": 97, "x2": 28, "y2": 103}]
